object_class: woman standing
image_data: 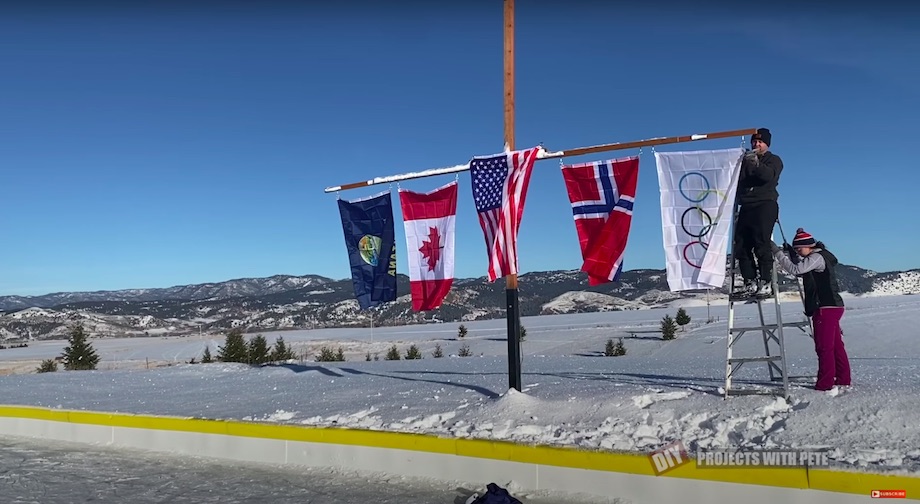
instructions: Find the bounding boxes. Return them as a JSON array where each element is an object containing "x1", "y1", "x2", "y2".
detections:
[{"x1": 772, "y1": 228, "x2": 851, "y2": 391}]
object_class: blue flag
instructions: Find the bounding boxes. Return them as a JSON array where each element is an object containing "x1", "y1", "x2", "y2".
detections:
[{"x1": 337, "y1": 191, "x2": 398, "y2": 309}]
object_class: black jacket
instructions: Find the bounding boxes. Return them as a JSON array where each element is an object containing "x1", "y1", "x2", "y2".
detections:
[
  {"x1": 738, "y1": 151, "x2": 783, "y2": 205},
  {"x1": 801, "y1": 248, "x2": 845, "y2": 317}
]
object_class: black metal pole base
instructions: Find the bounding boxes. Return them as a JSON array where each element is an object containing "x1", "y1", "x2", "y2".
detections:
[{"x1": 506, "y1": 287, "x2": 522, "y2": 391}]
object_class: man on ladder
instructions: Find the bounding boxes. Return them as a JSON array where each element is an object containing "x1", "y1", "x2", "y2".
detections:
[
  {"x1": 732, "y1": 128, "x2": 783, "y2": 299},
  {"x1": 723, "y1": 128, "x2": 806, "y2": 399}
]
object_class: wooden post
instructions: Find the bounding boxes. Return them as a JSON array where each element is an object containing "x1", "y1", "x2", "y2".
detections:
[{"x1": 504, "y1": 0, "x2": 522, "y2": 392}]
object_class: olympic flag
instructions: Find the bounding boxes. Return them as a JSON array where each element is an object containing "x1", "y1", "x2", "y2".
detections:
[{"x1": 655, "y1": 148, "x2": 743, "y2": 291}]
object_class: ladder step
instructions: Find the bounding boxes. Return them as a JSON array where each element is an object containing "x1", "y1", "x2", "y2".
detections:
[
  {"x1": 730, "y1": 322, "x2": 808, "y2": 332},
  {"x1": 729, "y1": 356, "x2": 782, "y2": 363},
  {"x1": 724, "y1": 388, "x2": 786, "y2": 397}
]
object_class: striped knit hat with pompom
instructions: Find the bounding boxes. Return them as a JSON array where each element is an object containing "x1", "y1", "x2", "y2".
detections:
[{"x1": 792, "y1": 228, "x2": 817, "y2": 248}]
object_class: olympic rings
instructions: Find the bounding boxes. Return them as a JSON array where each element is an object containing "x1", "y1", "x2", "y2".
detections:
[
  {"x1": 677, "y1": 171, "x2": 721, "y2": 270},
  {"x1": 680, "y1": 206, "x2": 713, "y2": 238},
  {"x1": 678, "y1": 172, "x2": 710, "y2": 203},
  {"x1": 682, "y1": 240, "x2": 709, "y2": 269},
  {"x1": 692, "y1": 188, "x2": 727, "y2": 201}
]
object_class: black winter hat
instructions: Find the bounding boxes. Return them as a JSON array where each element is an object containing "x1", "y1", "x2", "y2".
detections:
[{"x1": 752, "y1": 128, "x2": 771, "y2": 147}]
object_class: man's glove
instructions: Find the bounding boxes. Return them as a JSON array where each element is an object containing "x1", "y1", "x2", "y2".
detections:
[{"x1": 743, "y1": 149, "x2": 759, "y2": 166}]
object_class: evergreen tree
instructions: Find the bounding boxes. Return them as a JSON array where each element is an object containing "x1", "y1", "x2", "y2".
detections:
[
  {"x1": 201, "y1": 346, "x2": 213, "y2": 363},
  {"x1": 385, "y1": 344, "x2": 401, "y2": 360},
  {"x1": 519, "y1": 325, "x2": 526, "y2": 342},
  {"x1": 248, "y1": 334, "x2": 269, "y2": 365},
  {"x1": 315, "y1": 346, "x2": 336, "y2": 362},
  {"x1": 661, "y1": 315, "x2": 678, "y2": 340},
  {"x1": 605, "y1": 338, "x2": 626, "y2": 356},
  {"x1": 457, "y1": 324, "x2": 467, "y2": 339},
  {"x1": 431, "y1": 343, "x2": 443, "y2": 358},
  {"x1": 404, "y1": 344, "x2": 422, "y2": 359},
  {"x1": 60, "y1": 323, "x2": 100, "y2": 371},
  {"x1": 217, "y1": 327, "x2": 249, "y2": 363},
  {"x1": 675, "y1": 307, "x2": 691, "y2": 329},
  {"x1": 270, "y1": 336, "x2": 295, "y2": 362},
  {"x1": 335, "y1": 347, "x2": 346, "y2": 361},
  {"x1": 37, "y1": 359, "x2": 58, "y2": 373},
  {"x1": 458, "y1": 343, "x2": 472, "y2": 357}
]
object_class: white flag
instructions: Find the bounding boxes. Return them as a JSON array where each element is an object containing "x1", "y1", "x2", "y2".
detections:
[{"x1": 654, "y1": 148, "x2": 743, "y2": 291}]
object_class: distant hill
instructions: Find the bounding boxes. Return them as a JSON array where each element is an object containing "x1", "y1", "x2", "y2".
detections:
[{"x1": 2, "y1": 264, "x2": 918, "y2": 340}]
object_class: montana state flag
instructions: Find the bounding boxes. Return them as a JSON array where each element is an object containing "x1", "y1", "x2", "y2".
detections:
[
  {"x1": 337, "y1": 191, "x2": 398, "y2": 309},
  {"x1": 561, "y1": 156, "x2": 639, "y2": 285}
]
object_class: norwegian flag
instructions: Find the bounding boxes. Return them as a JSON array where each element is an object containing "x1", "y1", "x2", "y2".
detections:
[
  {"x1": 561, "y1": 156, "x2": 639, "y2": 285},
  {"x1": 469, "y1": 147, "x2": 540, "y2": 282}
]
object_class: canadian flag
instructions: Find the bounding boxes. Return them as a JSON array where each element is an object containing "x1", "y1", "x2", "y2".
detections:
[{"x1": 398, "y1": 181, "x2": 457, "y2": 311}]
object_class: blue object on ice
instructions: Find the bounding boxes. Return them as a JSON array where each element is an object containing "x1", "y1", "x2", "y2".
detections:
[{"x1": 471, "y1": 483, "x2": 523, "y2": 504}]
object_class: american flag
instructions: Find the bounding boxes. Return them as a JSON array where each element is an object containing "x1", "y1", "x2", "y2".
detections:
[{"x1": 469, "y1": 147, "x2": 540, "y2": 281}]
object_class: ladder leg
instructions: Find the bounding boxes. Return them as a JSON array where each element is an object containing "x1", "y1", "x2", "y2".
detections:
[
  {"x1": 724, "y1": 197, "x2": 742, "y2": 399},
  {"x1": 771, "y1": 262, "x2": 790, "y2": 398},
  {"x1": 756, "y1": 296, "x2": 774, "y2": 381}
]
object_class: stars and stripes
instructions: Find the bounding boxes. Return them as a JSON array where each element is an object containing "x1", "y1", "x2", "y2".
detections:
[{"x1": 469, "y1": 147, "x2": 540, "y2": 282}]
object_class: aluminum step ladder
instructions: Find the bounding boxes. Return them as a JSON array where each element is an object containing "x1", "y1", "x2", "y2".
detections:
[{"x1": 723, "y1": 203, "x2": 811, "y2": 399}]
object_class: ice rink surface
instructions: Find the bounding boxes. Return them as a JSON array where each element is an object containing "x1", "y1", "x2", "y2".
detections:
[{"x1": 0, "y1": 436, "x2": 612, "y2": 504}]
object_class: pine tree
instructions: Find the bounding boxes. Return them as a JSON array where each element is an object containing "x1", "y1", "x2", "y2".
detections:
[
  {"x1": 201, "y1": 346, "x2": 213, "y2": 363},
  {"x1": 335, "y1": 347, "x2": 346, "y2": 361},
  {"x1": 458, "y1": 343, "x2": 472, "y2": 357},
  {"x1": 315, "y1": 346, "x2": 341, "y2": 362},
  {"x1": 457, "y1": 324, "x2": 467, "y2": 339},
  {"x1": 270, "y1": 336, "x2": 295, "y2": 362},
  {"x1": 661, "y1": 315, "x2": 678, "y2": 341},
  {"x1": 604, "y1": 338, "x2": 626, "y2": 356},
  {"x1": 385, "y1": 344, "x2": 401, "y2": 360},
  {"x1": 675, "y1": 307, "x2": 691, "y2": 329},
  {"x1": 60, "y1": 323, "x2": 100, "y2": 371},
  {"x1": 519, "y1": 326, "x2": 526, "y2": 342},
  {"x1": 37, "y1": 359, "x2": 58, "y2": 373},
  {"x1": 248, "y1": 334, "x2": 269, "y2": 365},
  {"x1": 431, "y1": 343, "x2": 443, "y2": 358},
  {"x1": 404, "y1": 344, "x2": 422, "y2": 359},
  {"x1": 217, "y1": 327, "x2": 249, "y2": 363}
]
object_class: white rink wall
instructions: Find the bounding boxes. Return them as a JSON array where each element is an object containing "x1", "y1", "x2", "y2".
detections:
[{"x1": 0, "y1": 408, "x2": 913, "y2": 503}]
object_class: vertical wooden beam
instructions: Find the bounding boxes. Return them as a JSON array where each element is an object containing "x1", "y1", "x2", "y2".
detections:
[
  {"x1": 503, "y1": 0, "x2": 522, "y2": 391},
  {"x1": 504, "y1": 0, "x2": 515, "y2": 157}
]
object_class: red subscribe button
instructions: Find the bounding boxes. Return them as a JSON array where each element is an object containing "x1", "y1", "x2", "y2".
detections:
[{"x1": 871, "y1": 489, "x2": 906, "y2": 498}]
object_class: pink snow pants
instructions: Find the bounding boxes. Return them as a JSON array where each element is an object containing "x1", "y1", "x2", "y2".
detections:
[{"x1": 812, "y1": 306, "x2": 850, "y2": 390}]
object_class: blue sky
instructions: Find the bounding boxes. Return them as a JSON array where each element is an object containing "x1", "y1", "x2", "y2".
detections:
[{"x1": 2, "y1": 1, "x2": 918, "y2": 296}]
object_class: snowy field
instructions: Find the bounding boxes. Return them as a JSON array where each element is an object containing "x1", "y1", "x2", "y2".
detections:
[{"x1": 1, "y1": 294, "x2": 919, "y2": 477}]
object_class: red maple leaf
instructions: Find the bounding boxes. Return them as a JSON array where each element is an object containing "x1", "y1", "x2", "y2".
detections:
[{"x1": 419, "y1": 226, "x2": 443, "y2": 271}]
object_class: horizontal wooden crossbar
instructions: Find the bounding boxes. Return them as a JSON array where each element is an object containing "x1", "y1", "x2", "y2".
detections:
[{"x1": 323, "y1": 127, "x2": 757, "y2": 193}]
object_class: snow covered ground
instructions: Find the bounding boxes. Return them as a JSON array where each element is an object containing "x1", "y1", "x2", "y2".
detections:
[{"x1": 1, "y1": 294, "x2": 918, "y2": 477}]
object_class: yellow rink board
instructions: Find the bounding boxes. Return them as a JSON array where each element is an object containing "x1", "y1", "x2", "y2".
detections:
[{"x1": 0, "y1": 405, "x2": 916, "y2": 500}]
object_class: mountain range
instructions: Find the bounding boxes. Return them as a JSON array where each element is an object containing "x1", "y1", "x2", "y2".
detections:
[{"x1": 1, "y1": 263, "x2": 918, "y2": 341}]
